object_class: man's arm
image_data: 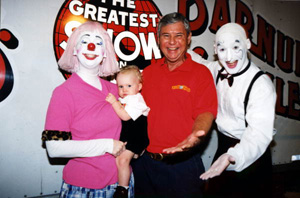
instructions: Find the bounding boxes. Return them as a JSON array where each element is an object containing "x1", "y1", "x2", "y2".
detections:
[
  {"x1": 188, "y1": 49, "x2": 220, "y2": 81},
  {"x1": 163, "y1": 112, "x2": 214, "y2": 153}
]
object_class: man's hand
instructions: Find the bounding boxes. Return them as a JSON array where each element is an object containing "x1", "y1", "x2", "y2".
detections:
[
  {"x1": 162, "y1": 130, "x2": 205, "y2": 154},
  {"x1": 200, "y1": 153, "x2": 235, "y2": 180},
  {"x1": 163, "y1": 112, "x2": 214, "y2": 154},
  {"x1": 112, "y1": 140, "x2": 126, "y2": 157},
  {"x1": 106, "y1": 93, "x2": 117, "y2": 104}
]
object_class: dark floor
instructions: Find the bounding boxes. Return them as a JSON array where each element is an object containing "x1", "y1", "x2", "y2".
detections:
[{"x1": 272, "y1": 161, "x2": 300, "y2": 198}]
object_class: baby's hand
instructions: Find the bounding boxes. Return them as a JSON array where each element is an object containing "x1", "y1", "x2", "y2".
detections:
[{"x1": 106, "y1": 93, "x2": 117, "y2": 104}]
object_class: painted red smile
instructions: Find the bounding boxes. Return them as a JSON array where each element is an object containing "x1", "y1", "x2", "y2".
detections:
[
  {"x1": 83, "y1": 53, "x2": 99, "y2": 60},
  {"x1": 226, "y1": 60, "x2": 238, "y2": 69}
]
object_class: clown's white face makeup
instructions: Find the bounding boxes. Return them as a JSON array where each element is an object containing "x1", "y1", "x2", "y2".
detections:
[
  {"x1": 215, "y1": 31, "x2": 250, "y2": 75},
  {"x1": 75, "y1": 31, "x2": 105, "y2": 72}
]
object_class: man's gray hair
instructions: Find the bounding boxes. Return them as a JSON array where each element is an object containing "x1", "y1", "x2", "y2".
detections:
[{"x1": 157, "y1": 12, "x2": 191, "y2": 36}]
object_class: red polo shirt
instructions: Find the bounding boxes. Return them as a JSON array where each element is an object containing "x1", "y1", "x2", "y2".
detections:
[{"x1": 142, "y1": 53, "x2": 218, "y2": 153}]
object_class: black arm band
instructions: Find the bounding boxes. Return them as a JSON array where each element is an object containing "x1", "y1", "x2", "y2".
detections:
[{"x1": 42, "y1": 130, "x2": 72, "y2": 141}]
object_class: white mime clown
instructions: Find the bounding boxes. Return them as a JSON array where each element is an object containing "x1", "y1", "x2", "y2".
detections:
[{"x1": 189, "y1": 22, "x2": 277, "y2": 197}]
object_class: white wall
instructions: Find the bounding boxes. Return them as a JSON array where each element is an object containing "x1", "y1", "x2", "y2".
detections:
[
  {"x1": 1, "y1": 0, "x2": 66, "y2": 197},
  {"x1": 0, "y1": 0, "x2": 299, "y2": 197}
]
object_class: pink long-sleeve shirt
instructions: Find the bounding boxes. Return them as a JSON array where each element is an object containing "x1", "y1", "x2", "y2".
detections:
[{"x1": 45, "y1": 73, "x2": 121, "y2": 189}]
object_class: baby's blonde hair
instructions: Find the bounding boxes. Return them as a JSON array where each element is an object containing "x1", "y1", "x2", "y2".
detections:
[{"x1": 118, "y1": 65, "x2": 143, "y2": 83}]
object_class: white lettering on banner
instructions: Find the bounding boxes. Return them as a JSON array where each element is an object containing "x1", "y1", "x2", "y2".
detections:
[
  {"x1": 107, "y1": 10, "x2": 119, "y2": 24},
  {"x1": 118, "y1": 11, "x2": 129, "y2": 26},
  {"x1": 69, "y1": 1, "x2": 158, "y2": 27},
  {"x1": 112, "y1": 0, "x2": 135, "y2": 9},
  {"x1": 114, "y1": 31, "x2": 141, "y2": 61},
  {"x1": 139, "y1": 13, "x2": 149, "y2": 27},
  {"x1": 148, "y1": 14, "x2": 158, "y2": 27},
  {"x1": 139, "y1": 32, "x2": 161, "y2": 60},
  {"x1": 66, "y1": 0, "x2": 161, "y2": 63},
  {"x1": 84, "y1": 4, "x2": 97, "y2": 20},
  {"x1": 127, "y1": 0, "x2": 136, "y2": 9},
  {"x1": 98, "y1": 7, "x2": 108, "y2": 23},
  {"x1": 69, "y1": 0, "x2": 84, "y2": 15},
  {"x1": 60, "y1": 21, "x2": 161, "y2": 62},
  {"x1": 113, "y1": 0, "x2": 125, "y2": 7}
]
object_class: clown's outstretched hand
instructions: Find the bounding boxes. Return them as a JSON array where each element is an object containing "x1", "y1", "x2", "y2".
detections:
[{"x1": 200, "y1": 153, "x2": 235, "y2": 180}]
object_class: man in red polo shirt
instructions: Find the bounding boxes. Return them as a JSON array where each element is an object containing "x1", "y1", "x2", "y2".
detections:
[{"x1": 131, "y1": 12, "x2": 218, "y2": 197}]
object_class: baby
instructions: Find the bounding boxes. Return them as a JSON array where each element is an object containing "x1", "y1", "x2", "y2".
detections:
[{"x1": 106, "y1": 65, "x2": 149, "y2": 198}]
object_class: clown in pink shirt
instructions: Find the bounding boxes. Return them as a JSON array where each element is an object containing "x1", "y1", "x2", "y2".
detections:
[{"x1": 43, "y1": 21, "x2": 134, "y2": 198}]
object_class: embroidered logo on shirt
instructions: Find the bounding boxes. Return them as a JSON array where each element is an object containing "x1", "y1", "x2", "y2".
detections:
[{"x1": 172, "y1": 85, "x2": 191, "y2": 92}]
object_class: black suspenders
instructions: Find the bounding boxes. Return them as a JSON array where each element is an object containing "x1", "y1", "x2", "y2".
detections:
[
  {"x1": 216, "y1": 69, "x2": 265, "y2": 127},
  {"x1": 243, "y1": 71, "x2": 265, "y2": 127}
]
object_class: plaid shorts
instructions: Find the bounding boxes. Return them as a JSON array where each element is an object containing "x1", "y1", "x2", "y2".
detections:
[{"x1": 59, "y1": 173, "x2": 134, "y2": 198}]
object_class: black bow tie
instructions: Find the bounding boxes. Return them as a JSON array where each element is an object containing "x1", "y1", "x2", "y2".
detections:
[
  {"x1": 219, "y1": 73, "x2": 234, "y2": 86},
  {"x1": 217, "y1": 60, "x2": 251, "y2": 87}
]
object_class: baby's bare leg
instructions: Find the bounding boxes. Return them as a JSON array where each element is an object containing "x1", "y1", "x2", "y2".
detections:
[{"x1": 116, "y1": 149, "x2": 134, "y2": 186}]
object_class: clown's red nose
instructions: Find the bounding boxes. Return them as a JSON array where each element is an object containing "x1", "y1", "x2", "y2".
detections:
[{"x1": 88, "y1": 43, "x2": 95, "y2": 51}]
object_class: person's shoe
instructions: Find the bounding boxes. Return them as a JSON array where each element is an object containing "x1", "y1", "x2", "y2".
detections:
[{"x1": 113, "y1": 186, "x2": 128, "y2": 198}]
